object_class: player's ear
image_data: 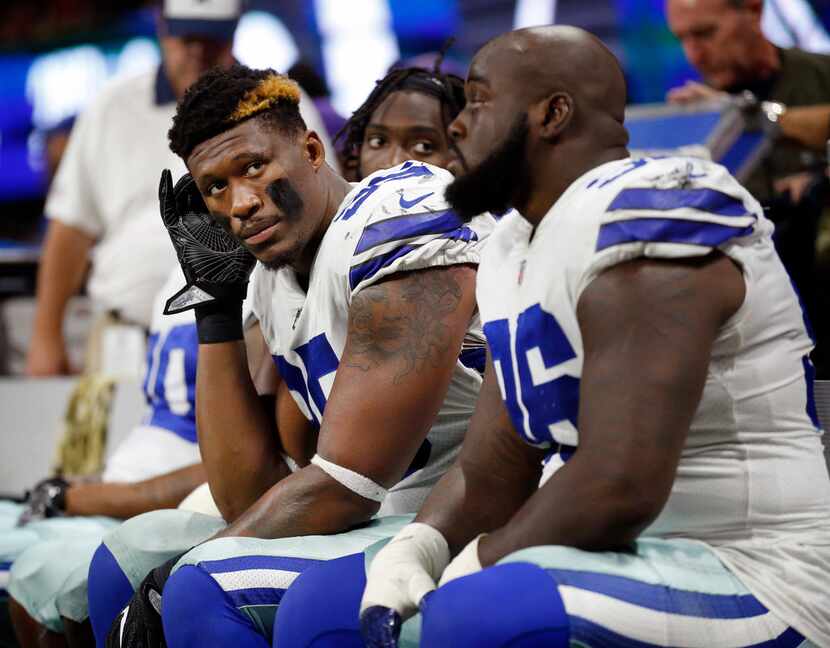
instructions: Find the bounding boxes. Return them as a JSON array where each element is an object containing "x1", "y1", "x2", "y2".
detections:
[
  {"x1": 531, "y1": 92, "x2": 573, "y2": 141},
  {"x1": 303, "y1": 130, "x2": 326, "y2": 172}
]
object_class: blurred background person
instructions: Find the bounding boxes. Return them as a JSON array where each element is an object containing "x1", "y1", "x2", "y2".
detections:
[
  {"x1": 41, "y1": 119, "x2": 76, "y2": 188},
  {"x1": 0, "y1": 117, "x2": 75, "y2": 376},
  {"x1": 24, "y1": 0, "x2": 240, "y2": 378},
  {"x1": 666, "y1": 0, "x2": 830, "y2": 376},
  {"x1": 4, "y1": 267, "x2": 206, "y2": 648}
]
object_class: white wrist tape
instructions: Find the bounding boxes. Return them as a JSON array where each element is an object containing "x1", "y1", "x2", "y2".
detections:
[
  {"x1": 311, "y1": 454, "x2": 387, "y2": 502},
  {"x1": 438, "y1": 533, "x2": 486, "y2": 587},
  {"x1": 390, "y1": 523, "x2": 452, "y2": 580},
  {"x1": 361, "y1": 523, "x2": 451, "y2": 617}
]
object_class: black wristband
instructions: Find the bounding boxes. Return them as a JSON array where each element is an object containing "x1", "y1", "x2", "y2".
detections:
[{"x1": 194, "y1": 300, "x2": 244, "y2": 344}]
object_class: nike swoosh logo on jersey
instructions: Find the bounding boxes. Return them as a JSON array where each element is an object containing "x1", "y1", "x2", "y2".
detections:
[{"x1": 399, "y1": 191, "x2": 434, "y2": 210}]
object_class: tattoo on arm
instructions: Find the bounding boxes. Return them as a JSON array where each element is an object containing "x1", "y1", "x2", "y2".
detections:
[{"x1": 346, "y1": 266, "x2": 466, "y2": 383}]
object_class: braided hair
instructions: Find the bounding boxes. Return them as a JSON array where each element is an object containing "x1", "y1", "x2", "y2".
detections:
[{"x1": 336, "y1": 54, "x2": 466, "y2": 164}]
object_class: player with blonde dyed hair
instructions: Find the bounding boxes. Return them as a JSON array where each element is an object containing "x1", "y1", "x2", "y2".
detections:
[{"x1": 84, "y1": 63, "x2": 494, "y2": 647}]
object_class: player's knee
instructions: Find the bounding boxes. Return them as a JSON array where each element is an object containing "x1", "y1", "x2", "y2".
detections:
[
  {"x1": 163, "y1": 564, "x2": 260, "y2": 648},
  {"x1": 274, "y1": 552, "x2": 366, "y2": 648},
  {"x1": 162, "y1": 565, "x2": 215, "y2": 648},
  {"x1": 87, "y1": 543, "x2": 134, "y2": 647},
  {"x1": 420, "y1": 563, "x2": 569, "y2": 648}
]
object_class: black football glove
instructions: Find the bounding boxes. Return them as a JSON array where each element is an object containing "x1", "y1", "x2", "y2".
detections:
[
  {"x1": 17, "y1": 477, "x2": 70, "y2": 526},
  {"x1": 158, "y1": 169, "x2": 256, "y2": 342},
  {"x1": 106, "y1": 553, "x2": 183, "y2": 648}
]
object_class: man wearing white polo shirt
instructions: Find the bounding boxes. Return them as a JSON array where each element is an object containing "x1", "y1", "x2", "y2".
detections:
[
  {"x1": 26, "y1": 0, "x2": 338, "y2": 378},
  {"x1": 25, "y1": 0, "x2": 240, "y2": 378}
]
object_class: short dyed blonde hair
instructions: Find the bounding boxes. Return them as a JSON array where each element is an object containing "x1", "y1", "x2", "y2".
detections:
[
  {"x1": 229, "y1": 73, "x2": 301, "y2": 122},
  {"x1": 169, "y1": 65, "x2": 308, "y2": 160}
]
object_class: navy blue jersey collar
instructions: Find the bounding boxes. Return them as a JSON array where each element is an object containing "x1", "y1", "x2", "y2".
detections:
[{"x1": 154, "y1": 64, "x2": 177, "y2": 106}]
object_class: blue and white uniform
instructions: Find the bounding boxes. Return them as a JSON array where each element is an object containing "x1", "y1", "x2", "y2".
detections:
[
  {"x1": 427, "y1": 156, "x2": 830, "y2": 647},
  {"x1": 254, "y1": 160, "x2": 492, "y2": 514},
  {"x1": 152, "y1": 161, "x2": 494, "y2": 647},
  {"x1": 101, "y1": 268, "x2": 201, "y2": 482},
  {"x1": 4, "y1": 267, "x2": 202, "y2": 633}
]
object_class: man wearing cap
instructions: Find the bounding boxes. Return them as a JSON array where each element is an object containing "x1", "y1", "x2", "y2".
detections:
[
  {"x1": 25, "y1": 0, "x2": 241, "y2": 378},
  {"x1": 9, "y1": 5, "x2": 337, "y2": 642},
  {"x1": 9, "y1": 5, "x2": 237, "y2": 646},
  {"x1": 8, "y1": 4, "x2": 236, "y2": 646},
  {"x1": 7, "y1": 2, "x2": 321, "y2": 646}
]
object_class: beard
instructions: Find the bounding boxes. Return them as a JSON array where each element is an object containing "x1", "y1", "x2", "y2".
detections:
[
  {"x1": 445, "y1": 113, "x2": 530, "y2": 221},
  {"x1": 260, "y1": 242, "x2": 300, "y2": 272},
  {"x1": 258, "y1": 225, "x2": 313, "y2": 272}
]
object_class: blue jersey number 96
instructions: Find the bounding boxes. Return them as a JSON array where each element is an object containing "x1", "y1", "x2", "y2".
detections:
[{"x1": 484, "y1": 304, "x2": 580, "y2": 446}]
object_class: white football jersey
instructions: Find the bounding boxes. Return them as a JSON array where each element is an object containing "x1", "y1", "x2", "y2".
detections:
[
  {"x1": 141, "y1": 267, "x2": 199, "y2": 443},
  {"x1": 111, "y1": 268, "x2": 259, "y2": 480},
  {"x1": 476, "y1": 156, "x2": 830, "y2": 645},
  {"x1": 253, "y1": 161, "x2": 495, "y2": 515},
  {"x1": 103, "y1": 268, "x2": 203, "y2": 482}
]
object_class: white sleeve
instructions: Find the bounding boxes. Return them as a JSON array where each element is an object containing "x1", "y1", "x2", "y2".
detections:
[
  {"x1": 249, "y1": 263, "x2": 270, "y2": 330},
  {"x1": 241, "y1": 262, "x2": 261, "y2": 327},
  {"x1": 43, "y1": 101, "x2": 104, "y2": 237},
  {"x1": 347, "y1": 188, "x2": 495, "y2": 297},
  {"x1": 577, "y1": 160, "x2": 767, "y2": 300}
]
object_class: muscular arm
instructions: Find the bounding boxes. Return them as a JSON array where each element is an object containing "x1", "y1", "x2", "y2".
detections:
[
  {"x1": 475, "y1": 254, "x2": 744, "y2": 564},
  {"x1": 196, "y1": 325, "x2": 290, "y2": 522},
  {"x1": 26, "y1": 221, "x2": 94, "y2": 376},
  {"x1": 416, "y1": 356, "x2": 544, "y2": 555},
  {"x1": 244, "y1": 320, "x2": 318, "y2": 465},
  {"x1": 63, "y1": 463, "x2": 206, "y2": 519},
  {"x1": 218, "y1": 265, "x2": 478, "y2": 539},
  {"x1": 278, "y1": 381, "x2": 318, "y2": 467}
]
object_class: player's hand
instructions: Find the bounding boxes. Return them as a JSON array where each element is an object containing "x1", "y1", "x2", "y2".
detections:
[
  {"x1": 17, "y1": 477, "x2": 69, "y2": 526},
  {"x1": 774, "y1": 172, "x2": 816, "y2": 205},
  {"x1": 437, "y1": 534, "x2": 485, "y2": 587},
  {"x1": 360, "y1": 523, "x2": 450, "y2": 648},
  {"x1": 666, "y1": 80, "x2": 727, "y2": 105},
  {"x1": 158, "y1": 169, "x2": 256, "y2": 315},
  {"x1": 106, "y1": 554, "x2": 182, "y2": 648}
]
